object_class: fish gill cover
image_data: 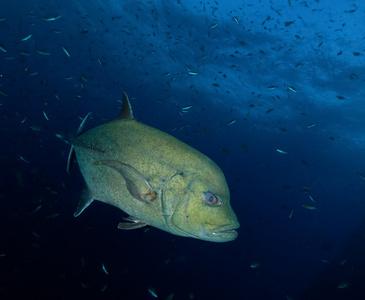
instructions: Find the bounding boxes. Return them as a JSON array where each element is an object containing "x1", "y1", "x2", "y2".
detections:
[{"x1": 0, "y1": 0, "x2": 364, "y2": 299}]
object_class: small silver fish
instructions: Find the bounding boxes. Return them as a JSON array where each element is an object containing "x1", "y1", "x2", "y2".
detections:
[
  {"x1": 166, "y1": 293, "x2": 174, "y2": 300},
  {"x1": 276, "y1": 149, "x2": 288, "y2": 154},
  {"x1": 102, "y1": 263, "x2": 109, "y2": 275},
  {"x1": 307, "y1": 122, "x2": 317, "y2": 128},
  {"x1": 30, "y1": 205, "x2": 42, "y2": 214},
  {"x1": 0, "y1": 89, "x2": 8, "y2": 96},
  {"x1": 250, "y1": 261, "x2": 261, "y2": 268},
  {"x1": 37, "y1": 50, "x2": 50, "y2": 55},
  {"x1": 29, "y1": 125, "x2": 42, "y2": 131},
  {"x1": 100, "y1": 284, "x2": 107, "y2": 292},
  {"x1": 337, "y1": 281, "x2": 349, "y2": 289},
  {"x1": 62, "y1": 46, "x2": 70, "y2": 57},
  {"x1": 19, "y1": 155, "x2": 30, "y2": 164},
  {"x1": 42, "y1": 111, "x2": 49, "y2": 120},
  {"x1": 42, "y1": 16, "x2": 61, "y2": 21},
  {"x1": 21, "y1": 34, "x2": 32, "y2": 41},
  {"x1": 302, "y1": 204, "x2": 317, "y2": 210},
  {"x1": 148, "y1": 287, "x2": 158, "y2": 298},
  {"x1": 46, "y1": 213, "x2": 60, "y2": 219},
  {"x1": 0, "y1": 44, "x2": 7, "y2": 52}
]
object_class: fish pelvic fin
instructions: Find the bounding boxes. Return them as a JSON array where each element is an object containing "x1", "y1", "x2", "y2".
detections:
[
  {"x1": 92, "y1": 160, "x2": 157, "y2": 203},
  {"x1": 66, "y1": 112, "x2": 92, "y2": 173},
  {"x1": 118, "y1": 216, "x2": 148, "y2": 230},
  {"x1": 74, "y1": 185, "x2": 94, "y2": 217},
  {"x1": 117, "y1": 92, "x2": 134, "y2": 120}
]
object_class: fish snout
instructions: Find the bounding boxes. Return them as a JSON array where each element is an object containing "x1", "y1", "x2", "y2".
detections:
[{"x1": 210, "y1": 223, "x2": 240, "y2": 241}]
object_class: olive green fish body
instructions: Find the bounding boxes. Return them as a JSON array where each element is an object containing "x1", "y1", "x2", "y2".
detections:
[{"x1": 70, "y1": 93, "x2": 239, "y2": 242}]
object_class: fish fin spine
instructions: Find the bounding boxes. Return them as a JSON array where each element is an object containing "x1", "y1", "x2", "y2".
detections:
[
  {"x1": 67, "y1": 145, "x2": 74, "y2": 173},
  {"x1": 66, "y1": 112, "x2": 92, "y2": 173}
]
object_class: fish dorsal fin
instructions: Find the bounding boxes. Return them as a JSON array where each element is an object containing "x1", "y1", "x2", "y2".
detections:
[{"x1": 118, "y1": 92, "x2": 134, "y2": 120}]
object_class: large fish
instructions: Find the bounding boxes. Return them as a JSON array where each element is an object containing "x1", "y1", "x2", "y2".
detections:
[{"x1": 67, "y1": 92, "x2": 239, "y2": 242}]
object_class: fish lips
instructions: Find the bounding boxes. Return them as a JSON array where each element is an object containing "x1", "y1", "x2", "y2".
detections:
[{"x1": 209, "y1": 224, "x2": 240, "y2": 242}]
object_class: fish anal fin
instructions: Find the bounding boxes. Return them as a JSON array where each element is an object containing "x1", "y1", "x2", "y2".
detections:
[
  {"x1": 118, "y1": 216, "x2": 148, "y2": 230},
  {"x1": 74, "y1": 186, "x2": 94, "y2": 217},
  {"x1": 118, "y1": 92, "x2": 134, "y2": 120},
  {"x1": 93, "y1": 160, "x2": 157, "y2": 203}
]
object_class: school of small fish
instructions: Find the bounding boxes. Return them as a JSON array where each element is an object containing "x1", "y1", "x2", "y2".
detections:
[{"x1": 1, "y1": 0, "x2": 362, "y2": 297}]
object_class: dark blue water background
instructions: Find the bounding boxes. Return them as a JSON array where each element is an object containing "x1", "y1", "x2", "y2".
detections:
[{"x1": 0, "y1": 0, "x2": 364, "y2": 299}]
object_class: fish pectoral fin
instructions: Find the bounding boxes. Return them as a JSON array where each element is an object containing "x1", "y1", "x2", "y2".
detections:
[
  {"x1": 74, "y1": 186, "x2": 94, "y2": 217},
  {"x1": 118, "y1": 216, "x2": 148, "y2": 230},
  {"x1": 92, "y1": 160, "x2": 157, "y2": 203}
]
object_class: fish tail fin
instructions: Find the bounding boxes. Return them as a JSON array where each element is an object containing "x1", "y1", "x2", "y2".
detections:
[{"x1": 66, "y1": 112, "x2": 92, "y2": 173}]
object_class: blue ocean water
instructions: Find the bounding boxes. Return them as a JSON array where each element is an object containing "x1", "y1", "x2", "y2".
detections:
[{"x1": 0, "y1": 0, "x2": 364, "y2": 299}]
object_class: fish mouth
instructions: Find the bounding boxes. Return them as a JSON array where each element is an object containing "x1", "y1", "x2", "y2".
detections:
[{"x1": 210, "y1": 224, "x2": 239, "y2": 241}]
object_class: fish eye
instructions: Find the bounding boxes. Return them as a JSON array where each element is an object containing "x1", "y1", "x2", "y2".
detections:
[{"x1": 204, "y1": 192, "x2": 221, "y2": 206}]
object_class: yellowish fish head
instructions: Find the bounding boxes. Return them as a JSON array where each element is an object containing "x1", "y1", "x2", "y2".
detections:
[{"x1": 162, "y1": 163, "x2": 240, "y2": 242}]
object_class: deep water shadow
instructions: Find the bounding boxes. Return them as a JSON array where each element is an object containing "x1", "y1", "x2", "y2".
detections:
[{"x1": 299, "y1": 219, "x2": 365, "y2": 300}]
